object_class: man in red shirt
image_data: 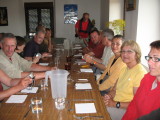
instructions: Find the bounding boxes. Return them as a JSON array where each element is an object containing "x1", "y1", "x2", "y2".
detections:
[
  {"x1": 83, "y1": 29, "x2": 105, "y2": 59},
  {"x1": 122, "y1": 40, "x2": 160, "y2": 120},
  {"x1": 75, "y1": 13, "x2": 93, "y2": 46}
]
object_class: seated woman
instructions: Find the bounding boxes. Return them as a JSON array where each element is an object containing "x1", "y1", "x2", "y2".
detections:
[
  {"x1": 15, "y1": 36, "x2": 26, "y2": 57},
  {"x1": 0, "y1": 69, "x2": 32, "y2": 100},
  {"x1": 97, "y1": 35, "x2": 126, "y2": 94},
  {"x1": 122, "y1": 40, "x2": 160, "y2": 120},
  {"x1": 15, "y1": 36, "x2": 40, "y2": 63},
  {"x1": 103, "y1": 40, "x2": 147, "y2": 120}
]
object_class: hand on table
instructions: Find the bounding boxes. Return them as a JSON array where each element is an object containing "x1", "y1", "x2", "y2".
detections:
[
  {"x1": 103, "y1": 94, "x2": 116, "y2": 107},
  {"x1": 18, "y1": 77, "x2": 32, "y2": 90},
  {"x1": 42, "y1": 52, "x2": 51, "y2": 58},
  {"x1": 33, "y1": 56, "x2": 40, "y2": 63}
]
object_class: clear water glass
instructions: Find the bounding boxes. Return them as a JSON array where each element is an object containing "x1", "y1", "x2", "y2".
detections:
[
  {"x1": 55, "y1": 97, "x2": 65, "y2": 110},
  {"x1": 31, "y1": 97, "x2": 43, "y2": 113}
]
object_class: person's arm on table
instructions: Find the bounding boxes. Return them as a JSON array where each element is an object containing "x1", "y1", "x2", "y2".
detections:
[
  {"x1": 0, "y1": 75, "x2": 32, "y2": 100},
  {"x1": 0, "y1": 78, "x2": 32, "y2": 100},
  {"x1": 104, "y1": 86, "x2": 139, "y2": 109},
  {"x1": 105, "y1": 98, "x2": 130, "y2": 109},
  {"x1": 21, "y1": 72, "x2": 45, "y2": 80},
  {"x1": 30, "y1": 63, "x2": 56, "y2": 72},
  {"x1": 84, "y1": 54, "x2": 106, "y2": 70}
]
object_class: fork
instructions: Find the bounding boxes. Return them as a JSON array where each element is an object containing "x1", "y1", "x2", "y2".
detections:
[{"x1": 73, "y1": 115, "x2": 104, "y2": 119}]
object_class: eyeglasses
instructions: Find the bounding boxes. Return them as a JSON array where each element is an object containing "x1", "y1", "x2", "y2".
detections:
[
  {"x1": 145, "y1": 56, "x2": 160, "y2": 62},
  {"x1": 120, "y1": 49, "x2": 135, "y2": 54},
  {"x1": 111, "y1": 43, "x2": 121, "y2": 46}
]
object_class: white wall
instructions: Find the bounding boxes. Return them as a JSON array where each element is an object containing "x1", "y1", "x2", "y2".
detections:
[
  {"x1": 125, "y1": 0, "x2": 139, "y2": 40},
  {"x1": 136, "y1": 0, "x2": 160, "y2": 66},
  {"x1": 55, "y1": 0, "x2": 100, "y2": 42},
  {"x1": 0, "y1": 0, "x2": 26, "y2": 36},
  {"x1": 0, "y1": 0, "x2": 101, "y2": 41},
  {"x1": 109, "y1": 0, "x2": 124, "y2": 21},
  {"x1": 125, "y1": 0, "x2": 160, "y2": 66},
  {"x1": 100, "y1": 0, "x2": 109, "y2": 30},
  {"x1": 0, "y1": 0, "x2": 54, "y2": 36}
]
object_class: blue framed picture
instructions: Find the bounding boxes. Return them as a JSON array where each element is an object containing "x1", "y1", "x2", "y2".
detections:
[{"x1": 64, "y1": 4, "x2": 78, "y2": 24}]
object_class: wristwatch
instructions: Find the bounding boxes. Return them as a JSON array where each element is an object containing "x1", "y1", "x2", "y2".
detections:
[{"x1": 116, "y1": 102, "x2": 120, "y2": 108}]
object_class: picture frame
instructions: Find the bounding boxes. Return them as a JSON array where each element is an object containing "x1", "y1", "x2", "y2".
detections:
[
  {"x1": 64, "y1": 4, "x2": 78, "y2": 24},
  {"x1": 126, "y1": 0, "x2": 136, "y2": 11},
  {"x1": 0, "y1": 7, "x2": 8, "y2": 26}
]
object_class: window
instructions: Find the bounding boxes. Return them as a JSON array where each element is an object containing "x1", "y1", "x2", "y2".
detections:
[{"x1": 24, "y1": 2, "x2": 54, "y2": 38}]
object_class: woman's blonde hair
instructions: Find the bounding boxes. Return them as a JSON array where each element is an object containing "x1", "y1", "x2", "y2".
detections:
[{"x1": 121, "y1": 40, "x2": 141, "y2": 63}]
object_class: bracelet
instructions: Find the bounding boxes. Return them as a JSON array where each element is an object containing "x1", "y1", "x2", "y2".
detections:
[{"x1": 93, "y1": 61, "x2": 97, "y2": 65}]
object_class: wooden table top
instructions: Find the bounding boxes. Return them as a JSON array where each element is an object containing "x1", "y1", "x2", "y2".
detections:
[{"x1": 0, "y1": 50, "x2": 111, "y2": 120}]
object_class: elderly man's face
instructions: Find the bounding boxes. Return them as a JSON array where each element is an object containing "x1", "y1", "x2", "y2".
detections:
[
  {"x1": 102, "y1": 36, "x2": 111, "y2": 46},
  {"x1": 90, "y1": 32, "x2": 100, "y2": 44},
  {"x1": 2, "y1": 38, "x2": 16, "y2": 58},
  {"x1": 148, "y1": 48, "x2": 160, "y2": 77},
  {"x1": 34, "y1": 32, "x2": 45, "y2": 44}
]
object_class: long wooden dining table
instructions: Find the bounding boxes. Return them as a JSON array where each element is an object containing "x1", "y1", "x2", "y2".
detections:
[{"x1": 0, "y1": 50, "x2": 111, "y2": 120}]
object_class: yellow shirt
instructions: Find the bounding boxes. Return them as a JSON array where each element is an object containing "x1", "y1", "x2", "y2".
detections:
[
  {"x1": 114, "y1": 63, "x2": 147, "y2": 102},
  {"x1": 97, "y1": 55, "x2": 126, "y2": 91}
]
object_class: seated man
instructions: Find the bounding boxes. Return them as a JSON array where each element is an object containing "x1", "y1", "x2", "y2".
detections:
[
  {"x1": 0, "y1": 69, "x2": 32, "y2": 100},
  {"x1": 23, "y1": 27, "x2": 50, "y2": 61},
  {"x1": 15, "y1": 36, "x2": 26, "y2": 58},
  {"x1": 83, "y1": 29, "x2": 105, "y2": 59},
  {"x1": 0, "y1": 33, "x2": 55, "y2": 89},
  {"x1": 84, "y1": 28, "x2": 114, "y2": 74},
  {"x1": 39, "y1": 28, "x2": 53, "y2": 53}
]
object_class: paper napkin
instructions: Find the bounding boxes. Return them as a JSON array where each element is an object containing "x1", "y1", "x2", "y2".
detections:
[
  {"x1": 75, "y1": 103, "x2": 96, "y2": 114},
  {"x1": 6, "y1": 95, "x2": 28, "y2": 103}
]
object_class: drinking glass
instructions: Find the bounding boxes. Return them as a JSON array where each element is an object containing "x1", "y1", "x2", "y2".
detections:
[
  {"x1": 31, "y1": 97, "x2": 43, "y2": 113},
  {"x1": 54, "y1": 57, "x2": 60, "y2": 68},
  {"x1": 41, "y1": 79, "x2": 48, "y2": 90},
  {"x1": 27, "y1": 72, "x2": 35, "y2": 90},
  {"x1": 55, "y1": 97, "x2": 65, "y2": 110},
  {"x1": 65, "y1": 62, "x2": 71, "y2": 70}
]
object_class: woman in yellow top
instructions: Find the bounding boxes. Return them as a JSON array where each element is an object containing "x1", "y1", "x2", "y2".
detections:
[
  {"x1": 97, "y1": 35, "x2": 126, "y2": 93},
  {"x1": 104, "y1": 40, "x2": 147, "y2": 120}
]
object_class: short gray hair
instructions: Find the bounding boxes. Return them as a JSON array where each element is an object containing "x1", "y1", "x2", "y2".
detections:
[
  {"x1": 103, "y1": 28, "x2": 114, "y2": 41},
  {"x1": 35, "y1": 25, "x2": 46, "y2": 35},
  {"x1": 1, "y1": 33, "x2": 16, "y2": 44}
]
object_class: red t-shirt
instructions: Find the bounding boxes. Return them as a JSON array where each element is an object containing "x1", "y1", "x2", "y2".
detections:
[
  {"x1": 75, "y1": 20, "x2": 89, "y2": 38},
  {"x1": 88, "y1": 40, "x2": 105, "y2": 59},
  {"x1": 122, "y1": 73, "x2": 160, "y2": 120}
]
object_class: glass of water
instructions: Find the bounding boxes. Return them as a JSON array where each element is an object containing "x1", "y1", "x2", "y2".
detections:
[
  {"x1": 55, "y1": 97, "x2": 65, "y2": 110},
  {"x1": 31, "y1": 97, "x2": 43, "y2": 113},
  {"x1": 54, "y1": 57, "x2": 60, "y2": 68}
]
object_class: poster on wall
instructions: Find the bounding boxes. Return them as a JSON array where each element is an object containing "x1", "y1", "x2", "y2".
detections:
[
  {"x1": 64, "y1": 4, "x2": 78, "y2": 24},
  {"x1": 0, "y1": 7, "x2": 8, "y2": 26}
]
